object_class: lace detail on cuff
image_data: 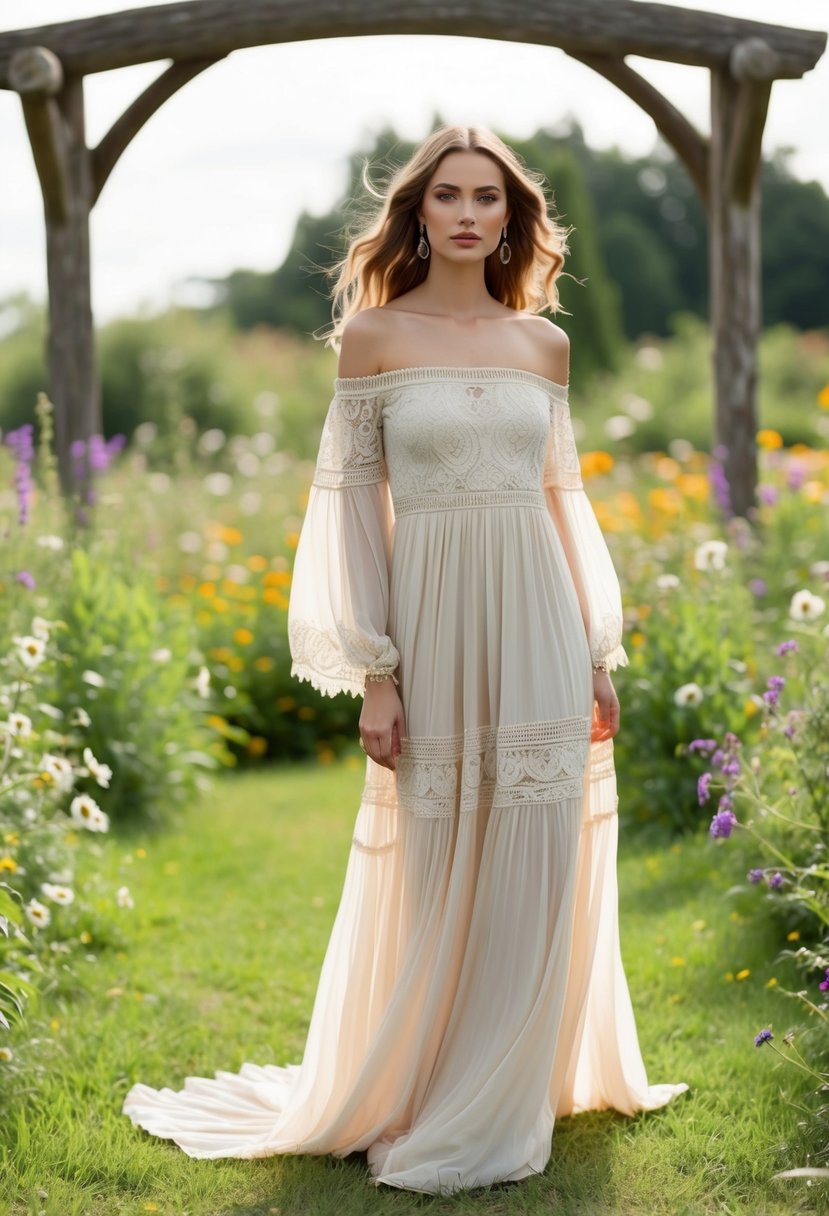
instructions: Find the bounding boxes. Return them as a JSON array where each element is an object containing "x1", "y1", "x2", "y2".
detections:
[
  {"x1": 313, "y1": 394, "x2": 386, "y2": 489},
  {"x1": 288, "y1": 620, "x2": 399, "y2": 699},
  {"x1": 395, "y1": 716, "x2": 591, "y2": 818}
]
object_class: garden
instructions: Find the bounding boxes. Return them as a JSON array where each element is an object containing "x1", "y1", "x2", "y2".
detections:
[{"x1": 1, "y1": 309, "x2": 828, "y2": 1214}]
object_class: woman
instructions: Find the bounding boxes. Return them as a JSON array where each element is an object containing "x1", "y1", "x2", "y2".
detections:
[{"x1": 122, "y1": 124, "x2": 689, "y2": 1194}]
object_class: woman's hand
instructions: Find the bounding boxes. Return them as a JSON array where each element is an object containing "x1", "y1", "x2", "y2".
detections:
[
  {"x1": 591, "y1": 670, "x2": 620, "y2": 741},
  {"x1": 360, "y1": 678, "x2": 407, "y2": 771}
]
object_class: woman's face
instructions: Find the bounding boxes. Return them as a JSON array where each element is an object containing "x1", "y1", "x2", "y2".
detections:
[{"x1": 418, "y1": 150, "x2": 510, "y2": 264}]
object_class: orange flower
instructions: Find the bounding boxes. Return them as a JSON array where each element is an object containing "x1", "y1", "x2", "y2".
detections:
[
  {"x1": 580, "y1": 451, "x2": 614, "y2": 479},
  {"x1": 818, "y1": 384, "x2": 829, "y2": 409},
  {"x1": 756, "y1": 429, "x2": 783, "y2": 450},
  {"x1": 219, "y1": 526, "x2": 243, "y2": 545},
  {"x1": 197, "y1": 581, "x2": 216, "y2": 599},
  {"x1": 263, "y1": 570, "x2": 291, "y2": 588},
  {"x1": 233, "y1": 627, "x2": 254, "y2": 646},
  {"x1": 247, "y1": 555, "x2": 268, "y2": 572},
  {"x1": 247, "y1": 737, "x2": 268, "y2": 758}
]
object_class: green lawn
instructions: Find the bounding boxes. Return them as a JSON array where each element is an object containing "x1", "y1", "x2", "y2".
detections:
[{"x1": 1, "y1": 760, "x2": 825, "y2": 1216}]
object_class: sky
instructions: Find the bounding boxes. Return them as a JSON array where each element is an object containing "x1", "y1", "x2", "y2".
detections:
[{"x1": 1, "y1": 0, "x2": 827, "y2": 322}]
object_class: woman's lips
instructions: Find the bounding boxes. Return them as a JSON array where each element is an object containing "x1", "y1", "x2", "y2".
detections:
[{"x1": 451, "y1": 235, "x2": 480, "y2": 243}]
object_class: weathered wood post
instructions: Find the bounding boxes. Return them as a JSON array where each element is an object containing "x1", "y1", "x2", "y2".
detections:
[
  {"x1": 10, "y1": 47, "x2": 99, "y2": 501},
  {"x1": 709, "y1": 38, "x2": 776, "y2": 519}
]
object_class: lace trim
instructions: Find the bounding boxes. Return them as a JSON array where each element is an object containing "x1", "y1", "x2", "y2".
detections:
[
  {"x1": 589, "y1": 738, "x2": 616, "y2": 782},
  {"x1": 394, "y1": 489, "x2": 546, "y2": 516},
  {"x1": 289, "y1": 620, "x2": 399, "y2": 699},
  {"x1": 313, "y1": 393, "x2": 386, "y2": 488},
  {"x1": 335, "y1": 366, "x2": 569, "y2": 401},
  {"x1": 394, "y1": 715, "x2": 591, "y2": 818}
]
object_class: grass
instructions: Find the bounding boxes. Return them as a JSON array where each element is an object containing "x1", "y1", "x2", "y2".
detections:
[{"x1": 1, "y1": 758, "x2": 826, "y2": 1216}]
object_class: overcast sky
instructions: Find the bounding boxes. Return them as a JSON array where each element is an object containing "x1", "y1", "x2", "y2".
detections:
[{"x1": 2, "y1": 0, "x2": 827, "y2": 322}]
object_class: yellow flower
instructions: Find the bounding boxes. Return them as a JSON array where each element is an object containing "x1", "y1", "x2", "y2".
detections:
[
  {"x1": 247, "y1": 555, "x2": 268, "y2": 572},
  {"x1": 143, "y1": 1202, "x2": 159, "y2": 1211},
  {"x1": 757, "y1": 429, "x2": 783, "y2": 450},
  {"x1": 736, "y1": 968, "x2": 750, "y2": 981},
  {"x1": 212, "y1": 597, "x2": 229, "y2": 613},
  {"x1": 80, "y1": 930, "x2": 92, "y2": 944},
  {"x1": 630, "y1": 632, "x2": 646, "y2": 648},
  {"x1": 219, "y1": 526, "x2": 243, "y2": 545},
  {"x1": 263, "y1": 588, "x2": 289, "y2": 608},
  {"x1": 724, "y1": 971, "x2": 734, "y2": 982},
  {"x1": 647, "y1": 487, "x2": 681, "y2": 515},
  {"x1": 671, "y1": 956, "x2": 685, "y2": 967},
  {"x1": 676, "y1": 473, "x2": 710, "y2": 502},
  {"x1": 49, "y1": 1017, "x2": 60, "y2": 1031},
  {"x1": 233, "y1": 627, "x2": 254, "y2": 646},
  {"x1": 253, "y1": 656, "x2": 274, "y2": 672},
  {"x1": 263, "y1": 570, "x2": 291, "y2": 588},
  {"x1": 818, "y1": 384, "x2": 829, "y2": 409},
  {"x1": 286, "y1": 531, "x2": 300, "y2": 550},
  {"x1": 786, "y1": 930, "x2": 800, "y2": 941},
  {"x1": 135, "y1": 847, "x2": 147, "y2": 858},
  {"x1": 3, "y1": 832, "x2": 19, "y2": 846},
  {"x1": 766, "y1": 977, "x2": 778, "y2": 988},
  {"x1": 744, "y1": 698, "x2": 760, "y2": 718},
  {"x1": 0, "y1": 857, "x2": 18, "y2": 873},
  {"x1": 197, "y1": 581, "x2": 216, "y2": 599}
]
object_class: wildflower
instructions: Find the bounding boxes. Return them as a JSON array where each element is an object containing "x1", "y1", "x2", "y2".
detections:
[
  {"x1": 36, "y1": 534, "x2": 64, "y2": 550},
  {"x1": 16, "y1": 570, "x2": 36, "y2": 589},
  {"x1": 68, "y1": 706, "x2": 92, "y2": 728},
  {"x1": 70, "y1": 793, "x2": 109, "y2": 833},
  {"x1": 776, "y1": 640, "x2": 799, "y2": 656},
  {"x1": 0, "y1": 857, "x2": 18, "y2": 873},
  {"x1": 749, "y1": 578, "x2": 767, "y2": 597},
  {"x1": 4, "y1": 712, "x2": 32, "y2": 737},
  {"x1": 116, "y1": 885, "x2": 134, "y2": 908},
  {"x1": 14, "y1": 635, "x2": 46, "y2": 669},
  {"x1": 763, "y1": 675, "x2": 786, "y2": 709},
  {"x1": 819, "y1": 968, "x2": 829, "y2": 993},
  {"x1": 675, "y1": 682, "x2": 704, "y2": 707},
  {"x1": 694, "y1": 540, "x2": 728, "y2": 572},
  {"x1": 754, "y1": 1028, "x2": 774, "y2": 1046},
  {"x1": 708, "y1": 446, "x2": 732, "y2": 517},
  {"x1": 757, "y1": 429, "x2": 783, "y2": 450},
  {"x1": 41, "y1": 883, "x2": 75, "y2": 905},
  {"x1": 736, "y1": 969, "x2": 750, "y2": 981},
  {"x1": 0, "y1": 1047, "x2": 14, "y2": 1062},
  {"x1": 81, "y1": 670, "x2": 106, "y2": 688},
  {"x1": 757, "y1": 483, "x2": 779, "y2": 506},
  {"x1": 769, "y1": 872, "x2": 784, "y2": 890},
  {"x1": 4, "y1": 423, "x2": 34, "y2": 525},
  {"x1": 25, "y1": 898, "x2": 51, "y2": 928},
  {"x1": 39, "y1": 753, "x2": 75, "y2": 793},
  {"x1": 747, "y1": 868, "x2": 764, "y2": 884},
  {"x1": 83, "y1": 747, "x2": 112, "y2": 788},
  {"x1": 656, "y1": 573, "x2": 680, "y2": 591},
  {"x1": 697, "y1": 772, "x2": 712, "y2": 805},
  {"x1": 789, "y1": 589, "x2": 826, "y2": 621},
  {"x1": 687, "y1": 738, "x2": 718, "y2": 756},
  {"x1": 710, "y1": 808, "x2": 737, "y2": 838},
  {"x1": 718, "y1": 793, "x2": 734, "y2": 812},
  {"x1": 195, "y1": 666, "x2": 211, "y2": 698}
]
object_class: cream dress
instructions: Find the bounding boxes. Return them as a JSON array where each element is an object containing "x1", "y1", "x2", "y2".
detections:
[{"x1": 122, "y1": 367, "x2": 689, "y2": 1194}]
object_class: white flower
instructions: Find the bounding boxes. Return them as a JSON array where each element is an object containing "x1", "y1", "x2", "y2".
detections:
[
  {"x1": 14, "y1": 635, "x2": 46, "y2": 668},
  {"x1": 69, "y1": 706, "x2": 92, "y2": 728},
  {"x1": 25, "y1": 899, "x2": 51, "y2": 928},
  {"x1": 81, "y1": 670, "x2": 106, "y2": 688},
  {"x1": 809, "y1": 560, "x2": 829, "y2": 578},
  {"x1": 656, "y1": 574, "x2": 680, "y2": 591},
  {"x1": 70, "y1": 792, "x2": 109, "y2": 832},
  {"x1": 31, "y1": 616, "x2": 52, "y2": 640},
  {"x1": 178, "y1": 531, "x2": 202, "y2": 554},
  {"x1": 252, "y1": 431, "x2": 276, "y2": 455},
  {"x1": 789, "y1": 589, "x2": 826, "y2": 621},
  {"x1": 116, "y1": 885, "x2": 134, "y2": 908},
  {"x1": 224, "y1": 564, "x2": 250, "y2": 585},
  {"x1": 150, "y1": 648, "x2": 172, "y2": 663},
  {"x1": 195, "y1": 666, "x2": 211, "y2": 698},
  {"x1": 635, "y1": 343, "x2": 664, "y2": 371},
  {"x1": 604, "y1": 415, "x2": 636, "y2": 441},
  {"x1": 83, "y1": 746, "x2": 112, "y2": 788},
  {"x1": 37, "y1": 702, "x2": 64, "y2": 720},
  {"x1": 40, "y1": 753, "x2": 75, "y2": 793},
  {"x1": 0, "y1": 1046, "x2": 14, "y2": 1061},
  {"x1": 41, "y1": 882, "x2": 75, "y2": 905},
  {"x1": 203, "y1": 472, "x2": 232, "y2": 497},
  {"x1": 206, "y1": 541, "x2": 228, "y2": 561},
  {"x1": 198, "y1": 428, "x2": 227, "y2": 455},
  {"x1": 5, "y1": 712, "x2": 32, "y2": 737},
  {"x1": 35, "y1": 534, "x2": 64, "y2": 551},
  {"x1": 694, "y1": 540, "x2": 728, "y2": 572},
  {"x1": 621, "y1": 393, "x2": 654, "y2": 422},
  {"x1": 674, "y1": 682, "x2": 704, "y2": 707},
  {"x1": 236, "y1": 452, "x2": 261, "y2": 478}
]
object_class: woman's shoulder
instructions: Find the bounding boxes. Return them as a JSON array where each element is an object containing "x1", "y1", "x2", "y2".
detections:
[{"x1": 338, "y1": 309, "x2": 392, "y2": 378}]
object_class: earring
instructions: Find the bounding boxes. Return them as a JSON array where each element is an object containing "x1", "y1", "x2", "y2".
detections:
[
  {"x1": 499, "y1": 225, "x2": 512, "y2": 265},
  {"x1": 417, "y1": 222, "x2": 430, "y2": 260}
]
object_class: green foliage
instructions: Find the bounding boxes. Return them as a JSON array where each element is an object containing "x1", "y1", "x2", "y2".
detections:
[{"x1": 47, "y1": 547, "x2": 219, "y2": 828}]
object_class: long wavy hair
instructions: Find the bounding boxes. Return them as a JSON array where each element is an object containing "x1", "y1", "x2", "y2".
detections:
[{"x1": 321, "y1": 125, "x2": 573, "y2": 351}]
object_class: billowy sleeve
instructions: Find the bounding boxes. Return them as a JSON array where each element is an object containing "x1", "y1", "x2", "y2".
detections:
[
  {"x1": 288, "y1": 387, "x2": 399, "y2": 698},
  {"x1": 542, "y1": 392, "x2": 629, "y2": 673}
]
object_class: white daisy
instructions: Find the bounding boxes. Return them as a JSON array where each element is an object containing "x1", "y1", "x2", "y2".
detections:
[
  {"x1": 116, "y1": 885, "x2": 134, "y2": 908},
  {"x1": 69, "y1": 707, "x2": 92, "y2": 728},
  {"x1": 5, "y1": 712, "x2": 32, "y2": 738},
  {"x1": 656, "y1": 574, "x2": 681, "y2": 591},
  {"x1": 14, "y1": 635, "x2": 46, "y2": 668},
  {"x1": 674, "y1": 682, "x2": 704, "y2": 707},
  {"x1": 789, "y1": 590, "x2": 826, "y2": 621},
  {"x1": 41, "y1": 882, "x2": 75, "y2": 905},
  {"x1": 40, "y1": 753, "x2": 75, "y2": 793},
  {"x1": 81, "y1": 670, "x2": 106, "y2": 688},
  {"x1": 25, "y1": 899, "x2": 51, "y2": 928},
  {"x1": 195, "y1": 666, "x2": 211, "y2": 698},
  {"x1": 70, "y1": 792, "x2": 104, "y2": 830},
  {"x1": 694, "y1": 540, "x2": 728, "y2": 572},
  {"x1": 82, "y1": 747, "x2": 113, "y2": 788},
  {"x1": 0, "y1": 1047, "x2": 14, "y2": 1061},
  {"x1": 31, "y1": 616, "x2": 52, "y2": 641}
]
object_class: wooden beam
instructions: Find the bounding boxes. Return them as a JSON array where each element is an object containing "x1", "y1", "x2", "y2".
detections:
[
  {"x1": 709, "y1": 66, "x2": 762, "y2": 519},
  {"x1": 724, "y1": 39, "x2": 774, "y2": 206},
  {"x1": 0, "y1": 0, "x2": 825, "y2": 86},
  {"x1": 567, "y1": 51, "x2": 709, "y2": 205},
  {"x1": 92, "y1": 56, "x2": 223, "y2": 205},
  {"x1": 9, "y1": 46, "x2": 69, "y2": 223}
]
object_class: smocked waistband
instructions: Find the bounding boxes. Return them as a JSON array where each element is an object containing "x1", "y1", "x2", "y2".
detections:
[{"x1": 393, "y1": 489, "x2": 546, "y2": 516}]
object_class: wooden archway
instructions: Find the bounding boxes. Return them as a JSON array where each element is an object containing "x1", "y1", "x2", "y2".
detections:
[{"x1": 0, "y1": 1, "x2": 825, "y2": 514}]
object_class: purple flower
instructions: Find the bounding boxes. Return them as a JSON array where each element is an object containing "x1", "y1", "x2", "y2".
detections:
[
  {"x1": 688, "y1": 738, "x2": 718, "y2": 756},
  {"x1": 747, "y1": 868, "x2": 765, "y2": 884},
  {"x1": 757, "y1": 483, "x2": 779, "y2": 506},
  {"x1": 15, "y1": 570, "x2": 35, "y2": 589},
  {"x1": 769, "y1": 872, "x2": 784, "y2": 890},
  {"x1": 787, "y1": 464, "x2": 806, "y2": 491},
  {"x1": 697, "y1": 771, "x2": 712, "y2": 806},
  {"x1": 749, "y1": 578, "x2": 768, "y2": 597},
  {"x1": 754, "y1": 1028, "x2": 774, "y2": 1046},
  {"x1": 5, "y1": 423, "x2": 34, "y2": 526},
  {"x1": 721, "y1": 758, "x2": 741, "y2": 778},
  {"x1": 709, "y1": 808, "x2": 737, "y2": 838},
  {"x1": 723, "y1": 731, "x2": 741, "y2": 749},
  {"x1": 709, "y1": 445, "x2": 733, "y2": 518},
  {"x1": 718, "y1": 793, "x2": 733, "y2": 812},
  {"x1": 711, "y1": 749, "x2": 725, "y2": 769},
  {"x1": 763, "y1": 675, "x2": 786, "y2": 710},
  {"x1": 776, "y1": 640, "x2": 799, "y2": 656},
  {"x1": 819, "y1": 968, "x2": 829, "y2": 993}
]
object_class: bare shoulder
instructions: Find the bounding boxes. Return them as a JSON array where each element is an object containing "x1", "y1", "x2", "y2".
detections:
[
  {"x1": 520, "y1": 314, "x2": 570, "y2": 383},
  {"x1": 338, "y1": 308, "x2": 391, "y2": 378}
]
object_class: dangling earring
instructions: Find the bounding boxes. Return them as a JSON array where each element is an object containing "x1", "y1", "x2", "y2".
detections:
[
  {"x1": 499, "y1": 225, "x2": 512, "y2": 265},
  {"x1": 417, "y1": 222, "x2": 430, "y2": 260}
]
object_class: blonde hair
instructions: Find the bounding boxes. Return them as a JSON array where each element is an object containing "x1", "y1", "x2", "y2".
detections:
[{"x1": 321, "y1": 124, "x2": 573, "y2": 350}]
